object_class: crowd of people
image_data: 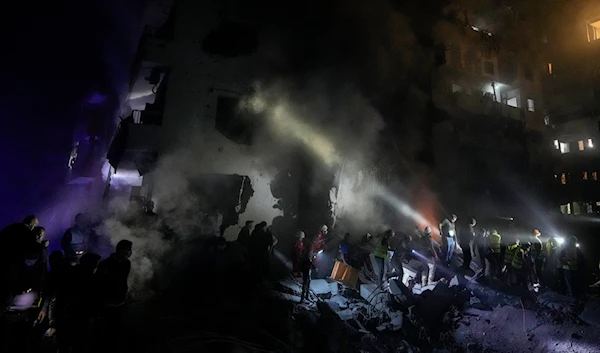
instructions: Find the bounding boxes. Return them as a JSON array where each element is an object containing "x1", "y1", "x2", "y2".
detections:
[
  {"x1": 289, "y1": 214, "x2": 588, "y2": 302},
  {"x1": 0, "y1": 215, "x2": 133, "y2": 353}
]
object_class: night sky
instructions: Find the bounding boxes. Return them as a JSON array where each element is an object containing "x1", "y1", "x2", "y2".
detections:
[{"x1": 0, "y1": 1, "x2": 144, "y2": 226}]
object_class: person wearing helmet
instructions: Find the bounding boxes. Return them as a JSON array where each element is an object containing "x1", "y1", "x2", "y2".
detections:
[
  {"x1": 293, "y1": 231, "x2": 306, "y2": 274},
  {"x1": 511, "y1": 242, "x2": 531, "y2": 287},
  {"x1": 559, "y1": 236, "x2": 584, "y2": 297},
  {"x1": 531, "y1": 229, "x2": 544, "y2": 285}
]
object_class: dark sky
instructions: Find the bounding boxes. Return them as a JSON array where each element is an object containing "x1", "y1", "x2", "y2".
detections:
[{"x1": 0, "y1": 1, "x2": 145, "y2": 226}]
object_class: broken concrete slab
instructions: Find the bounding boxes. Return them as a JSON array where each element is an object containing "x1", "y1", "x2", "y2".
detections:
[
  {"x1": 310, "y1": 279, "x2": 332, "y2": 295},
  {"x1": 329, "y1": 281, "x2": 339, "y2": 295},
  {"x1": 467, "y1": 281, "x2": 520, "y2": 308},
  {"x1": 580, "y1": 300, "x2": 600, "y2": 327},
  {"x1": 449, "y1": 275, "x2": 460, "y2": 288},
  {"x1": 328, "y1": 294, "x2": 349, "y2": 309},
  {"x1": 279, "y1": 279, "x2": 301, "y2": 293},
  {"x1": 360, "y1": 283, "x2": 380, "y2": 302},
  {"x1": 537, "y1": 291, "x2": 577, "y2": 315}
]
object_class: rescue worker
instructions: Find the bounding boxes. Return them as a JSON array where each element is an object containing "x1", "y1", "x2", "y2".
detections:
[
  {"x1": 560, "y1": 236, "x2": 583, "y2": 297},
  {"x1": 544, "y1": 236, "x2": 559, "y2": 288},
  {"x1": 374, "y1": 229, "x2": 395, "y2": 285},
  {"x1": 531, "y1": 229, "x2": 544, "y2": 285},
  {"x1": 511, "y1": 242, "x2": 531, "y2": 287},
  {"x1": 460, "y1": 218, "x2": 476, "y2": 271},
  {"x1": 503, "y1": 239, "x2": 520, "y2": 280},
  {"x1": 473, "y1": 227, "x2": 488, "y2": 276},
  {"x1": 300, "y1": 234, "x2": 316, "y2": 302},
  {"x1": 339, "y1": 233, "x2": 351, "y2": 264},
  {"x1": 293, "y1": 231, "x2": 306, "y2": 274},
  {"x1": 61, "y1": 213, "x2": 92, "y2": 264},
  {"x1": 487, "y1": 229, "x2": 502, "y2": 278},
  {"x1": 416, "y1": 226, "x2": 438, "y2": 286},
  {"x1": 439, "y1": 214, "x2": 458, "y2": 266},
  {"x1": 33, "y1": 226, "x2": 50, "y2": 268},
  {"x1": 312, "y1": 225, "x2": 328, "y2": 255}
]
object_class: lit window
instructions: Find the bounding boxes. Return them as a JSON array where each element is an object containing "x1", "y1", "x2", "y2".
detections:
[
  {"x1": 594, "y1": 172, "x2": 598, "y2": 181},
  {"x1": 589, "y1": 138, "x2": 594, "y2": 148},
  {"x1": 507, "y1": 97, "x2": 518, "y2": 108},
  {"x1": 587, "y1": 19, "x2": 600, "y2": 42},
  {"x1": 527, "y1": 99, "x2": 535, "y2": 112},
  {"x1": 544, "y1": 117, "x2": 550, "y2": 126},
  {"x1": 584, "y1": 171, "x2": 588, "y2": 180},
  {"x1": 560, "y1": 142, "x2": 570, "y2": 154},
  {"x1": 553, "y1": 140, "x2": 559, "y2": 149},
  {"x1": 548, "y1": 63, "x2": 553, "y2": 74},
  {"x1": 561, "y1": 173, "x2": 567, "y2": 184},
  {"x1": 587, "y1": 203, "x2": 594, "y2": 214},
  {"x1": 579, "y1": 140, "x2": 585, "y2": 151}
]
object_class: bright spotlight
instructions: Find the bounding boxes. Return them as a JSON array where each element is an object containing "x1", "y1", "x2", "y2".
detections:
[
  {"x1": 317, "y1": 249, "x2": 324, "y2": 255},
  {"x1": 576, "y1": 243, "x2": 580, "y2": 248},
  {"x1": 556, "y1": 237, "x2": 565, "y2": 245}
]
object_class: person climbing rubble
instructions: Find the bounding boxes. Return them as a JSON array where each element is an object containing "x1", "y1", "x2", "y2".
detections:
[
  {"x1": 531, "y1": 229, "x2": 544, "y2": 286},
  {"x1": 439, "y1": 214, "x2": 458, "y2": 266},
  {"x1": 415, "y1": 226, "x2": 438, "y2": 286},
  {"x1": 503, "y1": 239, "x2": 520, "y2": 281},
  {"x1": 487, "y1": 229, "x2": 502, "y2": 278},
  {"x1": 300, "y1": 233, "x2": 316, "y2": 302},
  {"x1": 373, "y1": 229, "x2": 395, "y2": 285},
  {"x1": 560, "y1": 236, "x2": 585, "y2": 297},
  {"x1": 511, "y1": 242, "x2": 531, "y2": 288}
]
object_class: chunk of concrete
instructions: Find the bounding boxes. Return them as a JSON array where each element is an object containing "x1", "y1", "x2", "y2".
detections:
[
  {"x1": 360, "y1": 283, "x2": 379, "y2": 302},
  {"x1": 329, "y1": 281, "x2": 339, "y2": 295},
  {"x1": 388, "y1": 310, "x2": 403, "y2": 330},
  {"x1": 580, "y1": 300, "x2": 600, "y2": 327},
  {"x1": 310, "y1": 279, "x2": 332, "y2": 295},
  {"x1": 537, "y1": 291, "x2": 577, "y2": 315},
  {"x1": 336, "y1": 308, "x2": 355, "y2": 321},
  {"x1": 449, "y1": 275, "x2": 460, "y2": 288},
  {"x1": 329, "y1": 294, "x2": 349, "y2": 309}
]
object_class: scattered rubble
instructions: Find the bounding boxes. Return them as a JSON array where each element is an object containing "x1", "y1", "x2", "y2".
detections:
[
  {"x1": 580, "y1": 300, "x2": 600, "y2": 327},
  {"x1": 537, "y1": 290, "x2": 577, "y2": 315}
]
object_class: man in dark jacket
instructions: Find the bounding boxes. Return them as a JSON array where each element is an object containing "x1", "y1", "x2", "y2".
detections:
[
  {"x1": 61, "y1": 213, "x2": 92, "y2": 264},
  {"x1": 95, "y1": 240, "x2": 132, "y2": 350},
  {"x1": 459, "y1": 218, "x2": 477, "y2": 271},
  {"x1": 0, "y1": 215, "x2": 39, "y2": 269}
]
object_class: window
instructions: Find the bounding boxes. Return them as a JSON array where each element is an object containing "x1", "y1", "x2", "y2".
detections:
[
  {"x1": 484, "y1": 61, "x2": 495, "y2": 75},
  {"x1": 584, "y1": 171, "x2": 589, "y2": 180},
  {"x1": 587, "y1": 19, "x2": 600, "y2": 42},
  {"x1": 507, "y1": 97, "x2": 518, "y2": 108},
  {"x1": 560, "y1": 203, "x2": 571, "y2": 215},
  {"x1": 587, "y1": 203, "x2": 594, "y2": 214},
  {"x1": 589, "y1": 138, "x2": 594, "y2": 148},
  {"x1": 561, "y1": 173, "x2": 567, "y2": 184},
  {"x1": 544, "y1": 117, "x2": 550, "y2": 125},
  {"x1": 579, "y1": 140, "x2": 585, "y2": 151},
  {"x1": 548, "y1": 63, "x2": 553, "y2": 74},
  {"x1": 527, "y1": 99, "x2": 535, "y2": 112},
  {"x1": 215, "y1": 96, "x2": 258, "y2": 145},
  {"x1": 560, "y1": 142, "x2": 570, "y2": 154},
  {"x1": 554, "y1": 139, "x2": 559, "y2": 149},
  {"x1": 452, "y1": 84, "x2": 462, "y2": 93},
  {"x1": 594, "y1": 172, "x2": 598, "y2": 181}
]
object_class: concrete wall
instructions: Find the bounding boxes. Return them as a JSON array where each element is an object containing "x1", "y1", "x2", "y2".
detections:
[{"x1": 144, "y1": 0, "x2": 300, "y2": 240}]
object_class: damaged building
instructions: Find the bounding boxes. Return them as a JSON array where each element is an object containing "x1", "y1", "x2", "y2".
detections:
[
  {"x1": 430, "y1": 3, "x2": 550, "y2": 219},
  {"x1": 106, "y1": 0, "x2": 335, "y2": 243}
]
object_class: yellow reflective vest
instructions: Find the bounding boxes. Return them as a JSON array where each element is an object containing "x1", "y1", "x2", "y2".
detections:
[
  {"x1": 561, "y1": 248, "x2": 578, "y2": 271},
  {"x1": 374, "y1": 236, "x2": 390, "y2": 259},
  {"x1": 490, "y1": 232, "x2": 501, "y2": 254},
  {"x1": 505, "y1": 243, "x2": 519, "y2": 265},
  {"x1": 511, "y1": 248, "x2": 524, "y2": 270}
]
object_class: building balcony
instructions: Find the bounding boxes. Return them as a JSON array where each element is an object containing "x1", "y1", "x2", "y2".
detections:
[{"x1": 106, "y1": 116, "x2": 161, "y2": 176}]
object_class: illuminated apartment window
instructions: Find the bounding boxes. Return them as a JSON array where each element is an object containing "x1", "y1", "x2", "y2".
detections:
[
  {"x1": 561, "y1": 173, "x2": 567, "y2": 184},
  {"x1": 584, "y1": 171, "x2": 588, "y2": 180},
  {"x1": 594, "y1": 172, "x2": 598, "y2": 181},
  {"x1": 527, "y1": 99, "x2": 535, "y2": 112},
  {"x1": 548, "y1": 63, "x2": 553, "y2": 74},
  {"x1": 589, "y1": 138, "x2": 594, "y2": 148},
  {"x1": 579, "y1": 140, "x2": 585, "y2": 151},
  {"x1": 560, "y1": 203, "x2": 572, "y2": 215},
  {"x1": 587, "y1": 19, "x2": 600, "y2": 42},
  {"x1": 553, "y1": 140, "x2": 559, "y2": 149},
  {"x1": 560, "y1": 142, "x2": 570, "y2": 154}
]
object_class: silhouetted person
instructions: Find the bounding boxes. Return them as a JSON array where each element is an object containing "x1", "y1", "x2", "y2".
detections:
[
  {"x1": 0, "y1": 215, "x2": 39, "y2": 271},
  {"x1": 237, "y1": 220, "x2": 254, "y2": 247},
  {"x1": 300, "y1": 234, "x2": 315, "y2": 302},
  {"x1": 95, "y1": 240, "x2": 132, "y2": 350},
  {"x1": 439, "y1": 214, "x2": 458, "y2": 266},
  {"x1": 2, "y1": 242, "x2": 47, "y2": 353},
  {"x1": 33, "y1": 226, "x2": 50, "y2": 268},
  {"x1": 250, "y1": 222, "x2": 271, "y2": 280},
  {"x1": 209, "y1": 206, "x2": 223, "y2": 237},
  {"x1": 44, "y1": 251, "x2": 69, "y2": 348},
  {"x1": 460, "y1": 218, "x2": 476, "y2": 271},
  {"x1": 61, "y1": 213, "x2": 92, "y2": 264}
]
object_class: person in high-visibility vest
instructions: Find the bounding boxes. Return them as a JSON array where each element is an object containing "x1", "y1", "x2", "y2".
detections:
[
  {"x1": 560, "y1": 236, "x2": 582, "y2": 297},
  {"x1": 511, "y1": 242, "x2": 531, "y2": 287},
  {"x1": 374, "y1": 229, "x2": 395, "y2": 285},
  {"x1": 503, "y1": 239, "x2": 520, "y2": 280},
  {"x1": 487, "y1": 229, "x2": 502, "y2": 278}
]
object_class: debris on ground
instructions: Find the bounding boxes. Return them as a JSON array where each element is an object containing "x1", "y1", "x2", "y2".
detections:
[
  {"x1": 580, "y1": 300, "x2": 600, "y2": 327},
  {"x1": 537, "y1": 290, "x2": 577, "y2": 315}
]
